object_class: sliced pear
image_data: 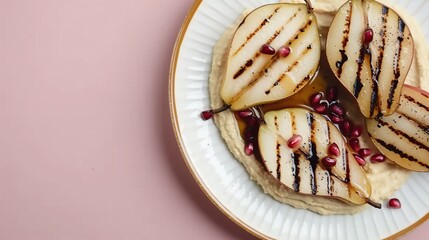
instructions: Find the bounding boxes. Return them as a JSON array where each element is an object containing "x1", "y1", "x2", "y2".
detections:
[
  {"x1": 259, "y1": 108, "x2": 379, "y2": 207},
  {"x1": 220, "y1": 2, "x2": 321, "y2": 110},
  {"x1": 326, "y1": 0, "x2": 414, "y2": 118},
  {"x1": 366, "y1": 85, "x2": 429, "y2": 171}
]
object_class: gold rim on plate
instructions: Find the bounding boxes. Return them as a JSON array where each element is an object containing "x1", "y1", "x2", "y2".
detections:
[{"x1": 168, "y1": 0, "x2": 429, "y2": 239}]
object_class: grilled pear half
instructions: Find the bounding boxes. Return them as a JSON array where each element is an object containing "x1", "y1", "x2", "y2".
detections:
[
  {"x1": 220, "y1": 2, "x2": 321, "y2": 110},
  {"x1": 366, "y1": 85, "x2": 429, "y2": 171},
  {"x1": 326, "y1": 0, "x2": 414, "y2": 118},
  {"x1": 259, "y1": 108, "x2": 379, "y2": 207}
]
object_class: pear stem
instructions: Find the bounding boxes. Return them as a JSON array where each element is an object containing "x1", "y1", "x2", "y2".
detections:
[
  {"x1": 366, "y1": 198, "x2": 382, "y2": 209},
  {"x1": 304, "y1": 0, "x2": 313, "y2": 13},
  {"x1": 212, "y1": 104, "x2": 230, "y2": 114}
]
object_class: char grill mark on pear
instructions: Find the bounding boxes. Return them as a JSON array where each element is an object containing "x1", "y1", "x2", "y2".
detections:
[
  {"x1": 369, "y1": 79, "x2": 378, "y2": 117},
  {"x1": 345, "y1": 149, "x2": 351, "y2": 183},
  {"x1": 337, "y1": 1, "x2": 352, "y2": 77},
  {"x1": 325, "y1": 171, "x2": 332, "y2": 195},
  {"x1": 293, "y1": 75, "x2": 311, "y2": 91},
  {"x1": 276, "y1": 143, "x2": 282, "y2": 180},
  {"x1": 396, "y1": 110, "x2": 429, "y2": 134},
  {"x1": 307, "y1": 112, "x2": 319, "y2": 195},
  {"x1": 329, "y1": 175, "x2": 335, "y2": 196},
  {"x1": 370, "y1": 136, "x2": 429, "y2": 170},
  {"x1": 233, "y1": 7, "x2": 281, "y2": 57},
  {"x1": 290, "y1": 112, "x2": 300, "y2": 192},
  {"x1": 397, "y1": 94, "x2": 429, "y2": 131},
  {"x1": 264, "y1": 40, "x2": 314, "y2": 95},
  {"x1": 293, "y1": 153, "x2": 301, "y2": 192},
  {"x1": 232, "y1": 18, "x2": 314, "y2": 101},
  {"x1": 403, "y1": 94, "x2": 429, "y2": 112},
  {"x1": 274, "y1": 116, "x2": 279, "y2": 129},
  {"x1": 353, "y1": 45, "x2": 367, "y2": 98},
  {"x1": 387, "y1": 79, "x2": 399, "y2": 109},
  {"x1": 376, "y1": 120, "x2": 429, "y2": 152},
  {"x1": 274, "y1": 116, "x2": 282, "y2": 180},
  {"x1": 232, "y1": 9, "x2": 299, "y2": 80},
  {"x1": 233, "y1": 59, "x2": 254, "y2": 79},
  {"x1": 288, "y1": 19, "x2": 313, "y2": 45},
  {"x1": 291, "y1": 112, "x2": 297, "y2": 134},
  {"x1": 371, "y1": 6, "x2": 389, "y2": 117},
  {"x1": 388, "y1": 18, "x2": 406, "y2": 109}
]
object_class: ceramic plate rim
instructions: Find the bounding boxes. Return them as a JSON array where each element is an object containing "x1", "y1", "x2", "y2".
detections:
[{"x1": 169, "y1": 0, "x2": 429, "y2": 239}]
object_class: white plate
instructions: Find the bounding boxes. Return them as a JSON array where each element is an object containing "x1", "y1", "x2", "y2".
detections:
[{"x1": 169, "y1": 0, "x2": 429, "y2": 239}]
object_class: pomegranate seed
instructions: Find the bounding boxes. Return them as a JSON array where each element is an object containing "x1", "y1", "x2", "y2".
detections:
[
  {"x1": 349, "y1": 138, "x2": 360, "y2": 152},
  {"x1": 388, "y1": 198, "x2": 401, "y2": 209},
  {"x1": 309, "y1": 92, "x2": 323, "y2": 107},
  {"x1": 329, "y1": 113, "x2": 344, "y2": 124},
  {"x1": 326, "y1": 86, "x2": 338, "y2": 102},
  {"x1": 244, "y1": 142, "x2": 254, "y2": 156},
  {"x1": 363, "y1": 28, "x2": 374, "y2": 44},
  {"x1": 358, "y1": 148, "x2": 372, "y2": 157},
  {"x1": 370, "y1": 153, "x2": 386, "y2": 163},
  {"x1": 354, "y1": 154, "x2": 366, "y2": 166},
  {"x1": 278, "y1": 46, "x2": 291, "y2": 57},
  {"x1": 201, "y1": 110, "x2": 213, "y2": 120},
  {"x1": 328, "y1": 143, "x2": 340, "y2": 157},
  {"x1": 260, "y1": 44, "x2": 276, "y2": 55},
  {"x1": 314, "y1": 102, "x2": 328, "y2": 114},
  {"x1": 339, "y1": 119, "x2": 352, "y2": 137},
  {"x1": 237, "y1": 110, "x2": 253, "y2": 119},
  {"x1": 287, "y1": 134, "x2": 302, "y2": 149},
  {"x1": 329, "y1": 103, "x2": 345, "y2": 116},
  {"x1": 245, "y1": 116, "x2": 260, "y2": 127},
  {"x1": 243, "y1": 127, "x2": 256, "y2": 143},
  {"x1": 322, "y1": 157, "x2": 337, "y2": 168},
  {"x1": 350, "y1": 125, "x2": 363, "y2": 138}
]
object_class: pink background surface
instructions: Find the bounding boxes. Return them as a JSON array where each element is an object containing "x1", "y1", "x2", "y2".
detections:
[{"x1": 0, "y1": 0, "x2": 427, "y2": 239}]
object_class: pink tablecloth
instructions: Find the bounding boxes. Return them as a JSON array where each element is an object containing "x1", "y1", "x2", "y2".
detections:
[{"x1": 0, "y1": 0, "x2": 427, "y2": 239}]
